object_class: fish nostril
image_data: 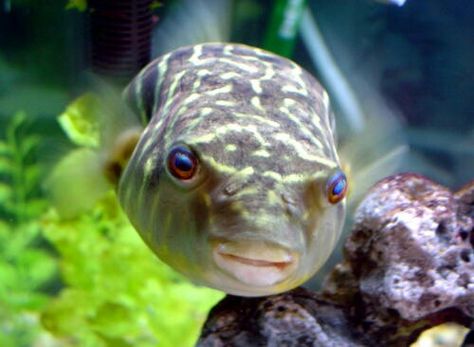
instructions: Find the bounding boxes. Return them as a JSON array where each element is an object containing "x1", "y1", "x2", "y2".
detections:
[
  {"x1": 222, "y1": 176, "x2": 251, "y2": 196},
  {"x1": 281, "y1": 193, "x2": 299, "y2": 217}
]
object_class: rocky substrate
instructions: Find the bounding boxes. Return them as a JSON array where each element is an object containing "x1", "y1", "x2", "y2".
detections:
[{"x1": 197, "y1": 173, "x2": 474, "y2": 347}]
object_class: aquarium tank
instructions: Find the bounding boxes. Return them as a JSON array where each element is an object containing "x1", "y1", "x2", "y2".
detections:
[{"x1": 0, "y1": 0, "x2": 472, "y2": 346}]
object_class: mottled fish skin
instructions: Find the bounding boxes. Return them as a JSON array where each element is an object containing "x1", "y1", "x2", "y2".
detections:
[{"x1": 118, "y1": 43, "x2": 345, "y2": 296}]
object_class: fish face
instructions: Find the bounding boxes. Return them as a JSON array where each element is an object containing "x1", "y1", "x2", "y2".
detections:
[
  {"x1": 119, "y1": 43, "x2": 347, "y2": 296},
  {"x1": 201, "y1": 171, "x2": 346, "y2": 296},
  {"x1": 119, "y1": 121, "x2": 346, "y2": 296}
]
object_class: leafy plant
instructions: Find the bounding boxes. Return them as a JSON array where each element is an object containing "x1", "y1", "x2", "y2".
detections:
[
  {"x1": 0, "y1": 221, "x2": 57, "y2": 347},
  {"x1": 0, "y1": 111, "x2": 57, "y2": 346},
  {"x1": 0, "y1": 111, "x2": 48, "y2": 223},
  {"x1": 41, "y1": 194, "x2": 223, "y2": 347}
]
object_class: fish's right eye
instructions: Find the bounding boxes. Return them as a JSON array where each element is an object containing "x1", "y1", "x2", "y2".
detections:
[
  {"x1": 167, "y1": 146, "x2": 198, "y2": 180},
  {"x1": 326, "y1": 170, "x2": 348, "y2": 204}
]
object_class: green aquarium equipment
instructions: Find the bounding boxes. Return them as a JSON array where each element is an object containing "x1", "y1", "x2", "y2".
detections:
[{"x1": 263, "y1": 0, "x2": 307, "y2": 57}]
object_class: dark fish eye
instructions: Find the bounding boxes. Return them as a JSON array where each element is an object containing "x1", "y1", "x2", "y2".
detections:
[
  {"x1": 326, "y1": 170, "x2": 348, "y2": 204},
  {"x1": 167, "y1": 146, "x2": 198, "y2": 180}
]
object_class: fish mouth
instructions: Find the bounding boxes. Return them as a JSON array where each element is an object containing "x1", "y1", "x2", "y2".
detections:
[{"x1": 212, "y1": 240, "x2": 298, "y2": 287}]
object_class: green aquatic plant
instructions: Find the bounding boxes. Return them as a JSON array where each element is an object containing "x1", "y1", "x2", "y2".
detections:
[
  {"x1": 0, "y1": 111, "x2": 57, "y2": 346},
  {"x1": 41, "y1": 194, "x2": 223, "y2": 347},
  {"x1": 0, "y1": 111, "x2": 48, "y2": 223},
  {"x1": 0, "y1": 221, "x2": 56, "y2": 347}
]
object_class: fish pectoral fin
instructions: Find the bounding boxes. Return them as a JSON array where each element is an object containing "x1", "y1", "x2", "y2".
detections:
[{"x1": 104, "y1": 128, "x2": 142, "y2": 185}]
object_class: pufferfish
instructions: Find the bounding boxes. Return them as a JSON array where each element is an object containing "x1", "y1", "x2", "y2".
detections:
[
  {"x1": 104, "y1": 42, "x2": 348, "y2": 297},
  {"x1": 51, "y1": 42, "x2": 348, "y2": 297}
]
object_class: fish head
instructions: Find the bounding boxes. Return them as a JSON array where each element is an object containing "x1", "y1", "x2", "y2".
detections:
[{"x1": 119, "y1": 107, "x2": 347, "y2": 296}]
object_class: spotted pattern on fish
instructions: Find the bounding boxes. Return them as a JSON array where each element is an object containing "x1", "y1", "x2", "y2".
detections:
[{"x1": 118, "y1": 43, "x2": 345, "y2": 296}]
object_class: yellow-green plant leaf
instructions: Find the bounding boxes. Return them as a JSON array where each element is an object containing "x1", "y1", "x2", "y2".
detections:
[
  {"x1": 9, "y1": 111, "x2": 27, "y2": 132},
  {"x1": 23, "y1": 199, "x2": 48, "y2": 219},
  {"x1": 0, "y1": 182, "x2": 12, "y2": 201},
  {"x1": 24, "y1": 165, "x2": 41, "y2": 194},
  {"x1": 66, "y1": 0, "x2": 87, "y2": 11},
  {"x1": 18, "y1": 135, "x2": 40, "y2": 158},
  {"x1": 16, "y1": 249, "x2": 56, "y2": 291},
  {"x1": 0, "y1": 263, "x2": 17, "y2": 291},
  {"x1": 0, "y1": 157, "x2": 13, "y2": 173},
  {"x1": 58, "y1": 93, "x2": 102, "y2": 148},
  {"x1": 7, "y1": 292, "x2": 49, "y2": 311},
  {"x1": 0, "y1": 141, "x2": 10, "y2": 156}
]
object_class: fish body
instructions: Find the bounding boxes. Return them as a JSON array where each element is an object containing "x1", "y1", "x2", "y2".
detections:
[{"x1": 118, "y1": 43, "x2": 347, "y2": 297}]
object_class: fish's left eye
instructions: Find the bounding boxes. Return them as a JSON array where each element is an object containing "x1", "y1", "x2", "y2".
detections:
[
  {"x1": 326, "y1": 171, "x2": 348, "y2": 204},
  {"x1": 167, "y1": 146, "x2": 198, "y2": 180}
]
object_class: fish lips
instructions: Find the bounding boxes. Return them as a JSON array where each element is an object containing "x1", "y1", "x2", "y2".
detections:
[{"x1": 212, "y1": 240, "x2": 299, "y2": 287}]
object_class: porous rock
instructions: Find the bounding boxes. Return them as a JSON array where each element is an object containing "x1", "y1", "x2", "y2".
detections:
[{"x1": 197, "y1": 174, "x2": 474, "y2": 346}]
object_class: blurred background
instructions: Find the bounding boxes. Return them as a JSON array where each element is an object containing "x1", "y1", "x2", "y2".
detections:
[{"x1": 0, "y1": 0, "x2": 472, "y2": 346}]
